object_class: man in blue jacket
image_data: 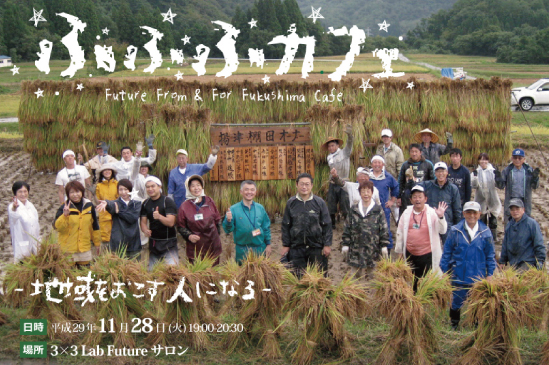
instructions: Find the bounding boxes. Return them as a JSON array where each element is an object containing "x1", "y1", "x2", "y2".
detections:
[
  {"x1": 421, "y1": 161, "x2": 462, "y2": 243},
  {"x1": 440, "y1": 201, "x2": 496, "y2": 329},
  {"x1": 168, "y1": 146, "x2": 219, "y2": 209},
  {"x1": 223, "y1": 180, "x2": 272, "y2": 264},
  {"x1": 370, "y1": 155, "x2": 399, "y2": 253},
  {"x1": 500, "y1": 199, "x2": 546, "y2": 271}
]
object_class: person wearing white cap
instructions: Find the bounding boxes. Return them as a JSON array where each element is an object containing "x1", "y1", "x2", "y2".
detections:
[
  {"x1": 440, "y1": 201, "x2": 496, "y2": 329},
  {"x1": 116, "y1": 135, "x2": 157, "y2": 181},
  {"x1": 330, "y1": 167, "x2": 381, "y2": 216},
  {"x1": 420, "y1": 161, "x2": 462, "y2": 243},
  {"x1": 369, "y1": 155, "x2": 399, "y2": 253},
  {"x1": 140, "y1": 175, "x2": 179, "y2": 271},
  {"x1": 375, "y1": 129, "x2": 404, "y2": 180},
  {"x1": 414, "y1": 128, "x2": 453, "y2": 164},
  {"x1": 395, "y1": 185, "x2": 448, "y2": 292},
  {"x1": 55, "y1": 149, "x2": 92, "y2": 204},
  {"x1": 168, "y1": 145, "x2": 220, "y2": 209}
]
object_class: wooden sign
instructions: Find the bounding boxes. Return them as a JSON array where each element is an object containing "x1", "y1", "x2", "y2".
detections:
[
  {"x1": 211, "y1": 127, "x2": 310, "y2": 147},
  {"x1": 209, "y1": 126, "x2": 313, "y2": 182}
]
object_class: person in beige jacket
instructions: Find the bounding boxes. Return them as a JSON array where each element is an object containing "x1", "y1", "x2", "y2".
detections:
[{"x1": 375, "y1": 129, "x2": 404, "y2": 220}]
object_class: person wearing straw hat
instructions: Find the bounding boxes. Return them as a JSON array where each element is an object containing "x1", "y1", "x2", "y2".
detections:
[
  {"x1": 95, "y1": 163, "x2": 119, "y2": 248},
  {"x1": 55, "y1": 149, "x2": 92, "y2": 205},
  {"x1": 140, "y1": 176, "x2": 179, "y2": 271},
  {"x1": 322, "y1": 124, "x2": 353, "y2": 228},
  {"x1": 397, "y1": 144, "x2": 434, "y2": 217},
  {"x1": 440, "y1": 201, "x2": 496, "y2": 330},
  {"x1": 375, "y1": 129, "x2": 404, "y2": 180},
  {"x1": 223, "y1": 180, "x2": 272, "y2": 264},
  {"x1": 369, "y1": 155, "x2": 399, "y2": 253},
  {"x1": 395, "y1": 185, "x2": 448, "y2": 291},
  {"x1": 499, "y1": 198, "x2": 546, "y2": 272},
  {"x1": 116, "y1": 135, "x2": 157, "y2": 181},
  {"x1": 494, "y1": 148, "x2": 540, "y2": 223},
  {"x1": 330, "y1": 167, "x2": 381, "y2": 208},
  {"x1": 168, "y1": 146, "x2": 220, "y2": 209},
  {"x1": 414, "y1": 128, "x2": 453, "y2": 164},
  {"x1": 77, "y1": 141, "x2": 118, "y2": 183},
  {"x1": 420, "y1": 161, "x2": 462, "y2": 243},
  {"x1": 177, "y1": 175, "x2": 223, "y2": 266}
]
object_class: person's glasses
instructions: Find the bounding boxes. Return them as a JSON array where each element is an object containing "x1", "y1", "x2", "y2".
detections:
[{"x1": 512, "y1": 156, "x2": 524, "y2": 160}]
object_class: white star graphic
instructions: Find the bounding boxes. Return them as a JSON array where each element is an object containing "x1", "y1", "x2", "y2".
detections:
[
  {"x1": 11, "y1": 65, "x2": 20, "y2": 75},
  {"x1": 161, "y1": 8, "x2": 176, "y2": 24},
  {"x1": 308, "y1": 6, "x2": 324, "y2": 24},
  {"x1": 76, "y1": 83, "x2": 84, "y2": 91},
  {"x1": 378, "y1": 20, "x2": 390, "y2": 32},
  {"x1": 262, "y1": 75, "x2": 270, "y2": 84},
  {"x1": 248, "y1": 18, "x2": 257, "y2": 28},
  {"x1": 359, "y1": 78, "x2": 373, "y2": 93},
  {"x1": 174, "y1": 71, "x2": 184, "y2": 81},
  {"x1": 181, "y1": 35, "x2": 191, "y2": 45},
  {"x1": 34, "y1": 88, "x2": 44, "y2": 98},
  {"x1": 102, "y1": 27, "x2": 110, "y2": 35},
  {"x1": 129, "y1": 189, "x2": 140, "y2": 200},
  {"x1": 29, "y1": 8, "x2": 46, "y2": 27},
  {"x1": 407, "y1": 82, "x2": 415, "y2": 89}
]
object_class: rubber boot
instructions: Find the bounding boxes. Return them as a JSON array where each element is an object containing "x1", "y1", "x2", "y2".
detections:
[
  {"x1": 331, "y1": 214, "x2": 336, "y2": 229},
  {"x1": 450, "y1": 308, "x2": 461, "y2": 330}
]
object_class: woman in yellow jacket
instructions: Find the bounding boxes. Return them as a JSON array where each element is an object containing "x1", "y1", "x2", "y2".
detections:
[
  {"x1": 54, "y1": 180, "x2": 101, "y2": 268},
  {"x1": 95, "y1": 164, "x2": 119, "y2": 246}
]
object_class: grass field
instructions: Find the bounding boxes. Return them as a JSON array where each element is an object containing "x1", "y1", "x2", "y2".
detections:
[{"x1": 406, "y1": 53, "x2": 548, "y2": 86}]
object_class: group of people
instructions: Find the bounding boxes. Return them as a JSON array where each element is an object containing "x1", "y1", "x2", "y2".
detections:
[{"x1": 7, "y1": 127, "x2": 547, "y2": 328}]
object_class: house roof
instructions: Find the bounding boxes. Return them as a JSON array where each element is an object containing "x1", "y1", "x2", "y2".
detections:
[{"x1": 0, "y1": 55, "x2": 11, "y2": 59}]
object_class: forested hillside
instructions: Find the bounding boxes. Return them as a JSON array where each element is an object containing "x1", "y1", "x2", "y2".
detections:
[{"x1": 406, "y1": 0, "x2": 549, "y2": 63}]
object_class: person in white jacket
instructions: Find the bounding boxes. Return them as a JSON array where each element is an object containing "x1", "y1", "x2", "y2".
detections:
[
  {"x1": 8, "y1": 181, "x2": 40, "y2": 262},
  {"x1": 330, "y1": 167, "x2": 381, "y2": 208},
  {"x1": 116, "y1": 135, "x2": 156, "y2": 181},
  {"x1": 471, "y1": 153, "x2": 502, "y2": 242},
  {"x1": 395, "y1": 185, "x2": 448, "y2": 291}
]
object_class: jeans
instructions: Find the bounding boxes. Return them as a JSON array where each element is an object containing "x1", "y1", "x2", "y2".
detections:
[{"x1": 148, "y1": 246, "x2": 179, "y2": 271}]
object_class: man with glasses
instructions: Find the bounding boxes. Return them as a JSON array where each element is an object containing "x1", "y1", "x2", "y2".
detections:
[{"x1": 495, "y1": 148, "x2": 540, "y2": 223}]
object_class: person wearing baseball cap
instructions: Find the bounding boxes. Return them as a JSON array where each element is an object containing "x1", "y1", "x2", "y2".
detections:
[
  {"x1": 499, "y1": 198, "x2": 546, "y2": 272},
  {"x1": 440, "y1": 201, "x2": 497, "y2": 329},
  {"x1": 414, "y1": 128, "x2": 453, "y2": 164},
  {"x1": 168, "y1": 145, "x2": 220, "y2": 209},
  {"x1": 420, "y1": 161, "x2": 462, "y2": 243},
  {"x1": 395, "y1": 184, "x2": 448, "y2": 292},
  {"x1": 375, "y1": 128, "x2": 404, "y2": 181},
  {"x1": 322, "y1": 124, "x2": 354, "y2": 228},
  {"x1": 77, "y1": 141, "x2": 118, "y2": 183},
  {"x1": 55, "y1": 149, "x2": 92, "y2": 204},
  {"x1": 495, "y1": 148, "x2": 540, "y2": 223}
]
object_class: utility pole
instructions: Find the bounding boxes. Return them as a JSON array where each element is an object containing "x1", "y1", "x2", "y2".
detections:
[{"x1": 365, "y1": 27, "x2": 371, "y2": 37}]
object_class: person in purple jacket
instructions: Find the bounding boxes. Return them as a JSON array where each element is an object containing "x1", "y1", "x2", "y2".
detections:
[{"x1": 168, "y1": 146, "x2": 220, "y2": 208}]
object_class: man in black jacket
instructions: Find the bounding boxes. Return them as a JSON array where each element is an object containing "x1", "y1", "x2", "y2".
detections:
[
  {"x1": 397, "y1": 144, "x2": 435, "y2": 217},
  {"x1": 281, "y1": 173, "x2": 333, "y2": 277}
]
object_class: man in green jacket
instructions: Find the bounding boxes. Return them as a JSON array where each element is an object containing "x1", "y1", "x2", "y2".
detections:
[{"x1": 223, "y1": 180, "x2": 272, "y2": 264}]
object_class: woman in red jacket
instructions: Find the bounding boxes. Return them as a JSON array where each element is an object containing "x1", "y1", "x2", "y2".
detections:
[{"x1": 176, "y1": 175, "x2": 222, "y2": 265}]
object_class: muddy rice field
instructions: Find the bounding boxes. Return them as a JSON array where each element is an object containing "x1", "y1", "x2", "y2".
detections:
[{"x1": 1, "y1": 138, "x2": 548, "y2": 288}]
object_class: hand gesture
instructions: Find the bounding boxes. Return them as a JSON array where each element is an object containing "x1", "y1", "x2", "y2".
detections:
[
  {"x1": 143, "y1": 229, "x2": 152, "y2": 237},
  {"x1": 533, "y1": 167, "x2": 540, "y2": 179},
  {"x1": 145, "y1": 134, "x2": 155, "y2": 148},
  {"x1": 265, "y1": 244, "x2": 272, "y2": 257},
  {"x1": 189, "y1": 234, "x2": 200, "y2": 243},
  {"x1": 322, "y1": 246, "x2": 331, "y2": 257},
  {"x1": 435, "y1": 201, "x2": 448, "y2": 219},
  {"x1": 330, "y1": 168, "x2": 338, "y2": 178},
  {"x1": 445, "y1": 132, "x2": 453, "y2": 139},
  {"x1": 135, "y1": 150, "x2": 143, "y2": 158},
  {"x1": 385, "y1": 200, "x2": 394, "y2": 208},
  {"x1": 63, "y1": 201, "x2": 71, "y2": 217},
  {"x1": 152, "y1": 206, "x2": 162, "y2": 220},
  {"x1": 12, "y1": 197, "x2": 19, "y2": 211},
  {"x1": 77, "y1": 153, "x2": 84, "y2": 163},
  {"x1": 345, "y1": 124, "x2": 353, "y2": 135},
  {"x1": 226, "y1": 208, "x2": 232, "y2": 222},
  {"x1": 96, "y1": 200, "x2": 107, "y2": 213},
  {"x1": 211, "y1": 145, "x2": 220, "y2": 156}
]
